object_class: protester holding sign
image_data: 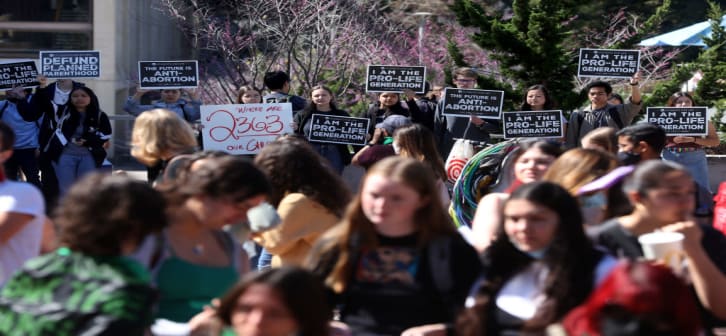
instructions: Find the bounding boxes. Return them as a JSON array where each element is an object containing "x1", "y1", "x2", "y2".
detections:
[
  {"x1": 433, "y1": 67, "x2": 501, "y2": 158},
  {"x1": 123, "y1": 85, "x2": 202, "y2": 123},
  {"x1": 503, "y1": 110, "x2": 564, "y2": 140},
  {"x1": 42, "y1": 87, "x2": 111, "y2": 197},
  {"x1": 0, "y1": 86, "x2": 41, "y2": 188},
  {"x1": 263, "y1": 71, "x2": 306, "y2": 115},
  {"x1": 0, "y1": 61, "x2": 39, "y2": 90},
  {"x1": 661, "y1": 92, "x2": 720, "y2": 193},
  {"x1": 565, "y1": 73, "x2": 642, "y2": 148},
  {"x1": 235, "y1": 85, "x2": 262, "y2": 104},
  {"x1": 294, "y1": 85, "x2": 353, "y2": 174},
  {"x1": 519, "y1": 84, "x2": 556, "y2": 111},
  {"x1": 30, "y1": 76, "x2": 85, "y2": 211},
  {"x1": 364, "y1": 91, "x2": 412, "y2": 136}
]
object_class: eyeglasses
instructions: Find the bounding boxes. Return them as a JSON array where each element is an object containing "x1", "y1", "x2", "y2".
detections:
[{"x1": 455, "y1": 78, "x2": 476, "y2": 83}]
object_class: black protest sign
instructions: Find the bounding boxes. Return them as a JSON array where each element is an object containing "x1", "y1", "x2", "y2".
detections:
[
  {"x1": 308, "y1": 114, "x2": 369, "y2": 146},
  {"x1": 503, "y1": 110, "x2": 563, "y2": 139},
  {"x1": 40, "y1": 51, "x2": 100, "y2": 78},
  {"x1": 441, "y1": 88, "x2": 503, "y2": 119},
  {"x1": 138, "y1": 61, "x2": 199, "y2": 89},
  {"x1": 578, "y1": 49, "x2": 640, "y2": 78},
  {"x1": 647, "y1": 107, "x2": 708, "y2": 136},
  {"x1": 366, "y1": 65, "x2": 426, "y2": 94},
  {"x1": 0, "y1": 61, "x2": 39, "y2": 90}
]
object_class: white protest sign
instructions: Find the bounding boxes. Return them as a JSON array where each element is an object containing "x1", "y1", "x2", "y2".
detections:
[{"x1": 201, "y1": 103, "x2": 293, "y2": 155}]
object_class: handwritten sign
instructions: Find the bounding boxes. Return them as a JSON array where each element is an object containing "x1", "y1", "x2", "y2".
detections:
[
  {"x1": 138, "y1": 60, "x2": 199, "y2": 89},
  {"x1": 578, "y1": 49, "x2": 640, "y2": 78},
  {"x1": 309, "y1": 114, "x2": 369, "y2": 146},
  {"x1": 366, "y1": 65, "x2": 426, "y2": 94},
  {"x1": 441, "y1": 88, "x2": 503, "y2": 119},
  {"x1": 646, "y1": 107, "x2": 708, "y2": 136},
  {"x1": 0, "y1": 61, "x2": 39, "y2": 90},
  {"x1": 201, "y1": 103, "x2": 293, "y2": 155},
  {"x1": 503, "y1": 110, "x2": 563, "y2": 139},
  {"x1": 40, "y1": 50, "x2": 100, "y2": 78}
]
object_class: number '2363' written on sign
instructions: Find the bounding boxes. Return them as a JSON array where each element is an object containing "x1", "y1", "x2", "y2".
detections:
[{"x1": 201, "y1": 103, "x2": 294, "y2": 155}]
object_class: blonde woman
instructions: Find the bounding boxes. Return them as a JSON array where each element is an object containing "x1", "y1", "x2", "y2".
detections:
[{"x1": 131, "y1": 108, "x2": 198, "y2": 183}]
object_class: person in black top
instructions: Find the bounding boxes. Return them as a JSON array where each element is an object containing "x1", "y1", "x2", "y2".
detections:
[
  {"x1": 307, "y1": 157, "x2": 481, "y2": 336},
  {"x1": 590, "y1": 160, "x2": 726, "y2": 332}
]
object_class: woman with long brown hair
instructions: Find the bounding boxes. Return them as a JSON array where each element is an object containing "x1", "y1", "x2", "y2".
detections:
[
  {"x1": 307, "y1": 156, "x2": 480, "y2": 335},
  {"x1": 393, "y1": 123, "x2": 450, "y2": 206}
]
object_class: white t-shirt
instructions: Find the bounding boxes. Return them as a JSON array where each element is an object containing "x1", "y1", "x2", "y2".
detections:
[
  {"x1": 494, "y1": 255, "x2": 617, "y2": 319},
  {"x1": 0, "y1": 181, "x2": 45, "y2": 286}
]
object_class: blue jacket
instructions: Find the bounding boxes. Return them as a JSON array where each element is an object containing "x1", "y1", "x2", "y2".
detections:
[
  {"x1": 123, "y1": 98, "x2": 201, "y2": 122},
  {"x1": 0, "y1": 98, "x2": 40, "y2": 149}
]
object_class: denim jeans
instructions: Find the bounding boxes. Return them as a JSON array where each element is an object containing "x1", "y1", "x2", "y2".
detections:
[
  {"x1": 312, "y1": 143, "x2": 344, "y2": 175},
  {"x1": 256, "y1": 247, "x2": 273, "y2": 270},
  {"x1": 52, "y1": 151, "x2": 97, "y2": 196},
  {"x1": 662, "y1": 148, "x2": 711, "y2": 192}
]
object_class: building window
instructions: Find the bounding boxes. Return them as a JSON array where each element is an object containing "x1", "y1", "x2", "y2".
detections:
[{"x1": 0, "y1": 1, "x2": 93, "y2": 58}]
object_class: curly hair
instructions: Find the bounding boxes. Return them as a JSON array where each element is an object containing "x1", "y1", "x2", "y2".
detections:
[
  {"x1": 253, "y1": 136, "x2": 350, "y2": 216},
  {"x1": 55, "y1": 173, "x2": 167, "y2": 256},
  {"x1": 130, "y1": 109, "x2": 198, "y2": 166}
]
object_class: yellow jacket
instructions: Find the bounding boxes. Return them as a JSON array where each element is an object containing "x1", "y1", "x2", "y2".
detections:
[{"x1": 255, "y1": 193, "x2": 339, "y2": 267}]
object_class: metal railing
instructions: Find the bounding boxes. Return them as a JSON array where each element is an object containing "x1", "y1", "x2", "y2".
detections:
[{"x1": 107, "y1": 115, "x2": 144, "y2": 170}]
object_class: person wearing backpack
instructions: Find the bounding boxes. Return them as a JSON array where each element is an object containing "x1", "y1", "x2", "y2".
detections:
[
  {"x1": 0, "y1": 86, "x2": 41, "y2": 188},
  {"x1": 42, "y1": 87, "x2": 111, "y2": 197},
  {"x1": 262, "y1": 71, "x2": 307, "y2": 116},
  {"x1": 565, "y1": 74, "x2": 642, "y2": 148},
  {"x1": 307, "y1": 157, "x2": 481, "y2": 336}
]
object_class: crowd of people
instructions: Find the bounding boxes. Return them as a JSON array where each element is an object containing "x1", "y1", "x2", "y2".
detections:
[{"x1": 0, "y1": 67, "x2": 724, "y2": 336}]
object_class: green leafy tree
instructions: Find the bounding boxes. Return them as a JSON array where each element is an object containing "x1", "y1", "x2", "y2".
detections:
[
  {"x1": 450, "y1": 0, "x2": 672, "y2": 112},
  {"x1": 695, "y1": 2, "x2": 726, "y2": 105},
  {"x1": 450, "y1": 0, "x2": 577, "y2": 111},
  {"x1": 645, "y1": 1, "x2": 725, "y2": 128}
]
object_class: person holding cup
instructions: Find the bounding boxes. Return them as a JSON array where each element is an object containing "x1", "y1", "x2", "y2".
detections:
[{"x1": 590, "y1": 160, "x2": 726, "y2": 328}]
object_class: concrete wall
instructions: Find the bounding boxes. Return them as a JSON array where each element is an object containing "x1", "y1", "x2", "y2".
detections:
[{"x1": 88, "y1": 0, "x2": 189, "y2": 166}]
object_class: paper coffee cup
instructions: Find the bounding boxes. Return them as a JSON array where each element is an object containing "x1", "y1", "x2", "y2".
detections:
[{"x1": 638, "y1": 231, "x2": 684, "y2": 269}]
